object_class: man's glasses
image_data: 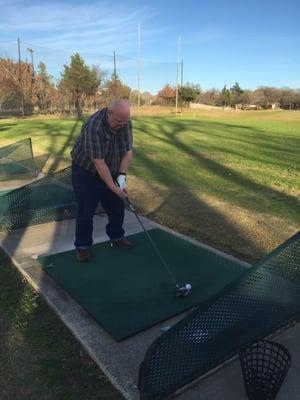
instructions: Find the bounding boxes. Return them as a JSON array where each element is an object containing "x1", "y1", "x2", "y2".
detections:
[{"x1": 109, "y1": 111, "x2": 129, "y2": 127}]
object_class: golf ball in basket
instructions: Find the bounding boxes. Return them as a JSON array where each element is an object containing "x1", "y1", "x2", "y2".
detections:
[{"x1": 185, "y1": 284, "x2": 192, "y2": 290}]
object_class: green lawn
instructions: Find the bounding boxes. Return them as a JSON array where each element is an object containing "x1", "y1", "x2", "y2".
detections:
[
  {"x1": 0, "y1": 250, "x2": 123, "y2": 400},
  {"x1": 0, "y1": 110, "x2": 299, "y2": 260}
]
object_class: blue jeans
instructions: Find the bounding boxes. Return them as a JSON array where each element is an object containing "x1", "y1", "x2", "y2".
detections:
[{"x1": 72, "y1": 163, "x2": 125, "y2": 248}]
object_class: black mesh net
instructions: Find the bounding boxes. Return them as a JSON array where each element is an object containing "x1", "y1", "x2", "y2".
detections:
[
  {"x1": 138, "y1": 232, "x2": 300, "y2": 400},
  {"x1": 0, "y1": 138, "x2": 48, "y2": 181},
  {"x1": 0, "y1": 166, "x2": 77, "y2": 230}
]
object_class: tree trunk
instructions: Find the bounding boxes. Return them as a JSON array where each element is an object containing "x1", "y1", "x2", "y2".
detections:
[{"x1": 75, "y1": 92, "x2": 82, "y2": 119}]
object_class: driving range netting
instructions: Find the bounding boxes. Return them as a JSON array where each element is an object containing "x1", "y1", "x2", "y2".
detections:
[
  {"x1": 139, "y1": 231, "x2": 300, "y2": 400},
  {"x1": 0, "y1": 138, "x2": 38, "y2": 180},
  {"x1": 0, "y1": 166, "x2": 77, "y2": 231}
]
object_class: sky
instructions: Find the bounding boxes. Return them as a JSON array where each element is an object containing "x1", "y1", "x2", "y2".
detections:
[{"x1": 0, "y1": 0, "x2": 299, "y2": 94}]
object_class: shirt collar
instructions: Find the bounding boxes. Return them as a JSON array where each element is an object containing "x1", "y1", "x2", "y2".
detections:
[{"x1": 102, "y1": 108, "x2": 115, "y2": 136}]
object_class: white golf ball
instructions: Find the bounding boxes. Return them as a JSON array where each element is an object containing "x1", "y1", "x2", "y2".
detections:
[{"x1": 185, "y1": 283, "x2": 192, "y2": 290}]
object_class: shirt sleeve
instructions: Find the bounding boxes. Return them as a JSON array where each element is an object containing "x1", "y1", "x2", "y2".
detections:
[
  {"x1": 83, "y1": 117, "x2": 105, "y2": 159},
  {"x1": 125, "y1": 120, "x2": 133, "y2": 151}
]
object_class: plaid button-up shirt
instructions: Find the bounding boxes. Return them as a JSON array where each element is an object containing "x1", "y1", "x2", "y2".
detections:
[{"x1": 71, "y1": 108, "x2": 133, "y2": 177}]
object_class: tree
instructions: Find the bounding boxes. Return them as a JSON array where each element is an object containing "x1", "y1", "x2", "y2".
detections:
[
  {"x1": 252, "y1": 88, "x2": 267, "y2": 108},
  {"x1": 130, "y1": 90, "x2": 144, "y2": 106},
  {"x1": 252, "y1": 87, "x2": 281, "y2": 109},
  {"x1": 0, "y1": 58, "x2": 17, "y2": 109},
  {"x1": 198, "y1": 88, "x2": 220, "y2": 105},
  {"x1": 280, "y1": 88, "x2": 300, "y2": 110},
  {"x1": 102, "y1": 74, "x2": 131, "y2": 103},
  {"x1": 60, "y1": 53, "x2": 100, "y2": 118},
  {"x1": 157, "y1": 84, "x2": 176, "y2": 106},
  {"x1": 91, "y1": 64, "x2": 108, "y2": 83},
  {"x1": 141, "y1": 91, "x2": 154, "y2": 106},
  {"x1": 130, "y1": 90, "x2": 155, "y2": 106},
  {"x1": 230, "y1": 82, "x2": 244, "y2": 108},
  {"x1": 259, "y1": 86, "x2": 281, "y2": 106},
  {"x1": 239, "y1": 90, "x2": 253, "y2": 107},
  {"x1": 218, "y1": 85, "x2": 231, "y2": 107},
  {"x1": 35, "y1": 62, "x2": 54, "y2": 113},
  {"x1": 0, "y1": 58, "x2": 34, "y2": 114},
  {"x1": 179, "y1": 83, "x2": 201, "y2": 106}
]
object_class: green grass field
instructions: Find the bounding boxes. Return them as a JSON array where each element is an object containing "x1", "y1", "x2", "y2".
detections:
[
  {"x1": 0, "y1": 109, "x2": 299, "y2": 261},
  {"x1": 0, "y1": 250, "x2": 123, "y2": 400}
]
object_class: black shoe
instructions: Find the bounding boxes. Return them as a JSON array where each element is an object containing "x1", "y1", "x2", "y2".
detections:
[
  {"x1": 110, "y1": 238, "x2": 133, "y2": 250},
  {"x1": 76, "y1": 248, "x2": 90, "y2": 262}
]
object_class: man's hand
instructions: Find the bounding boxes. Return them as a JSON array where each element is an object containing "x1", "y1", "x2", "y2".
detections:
[
  {"x1": 111, "y1": 184, "x2": 127, "y2": 199},
  {"x1": 116, "y1": 174, "x2": 126, "y2": 190}
]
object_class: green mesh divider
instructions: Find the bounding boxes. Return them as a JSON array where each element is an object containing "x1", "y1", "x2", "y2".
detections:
[
  {"x1": 0, "y1": 166, "x2": 77, "y2": 231},
  {"x1": 0, "y1": 138, "x2": 49, "y2": 181},
  {"x1": 0, "y1": 190, "x2": 11, "y2": 197},
  {"x1": 138, "y1": 232, "x2": 300, "y2": 400}
]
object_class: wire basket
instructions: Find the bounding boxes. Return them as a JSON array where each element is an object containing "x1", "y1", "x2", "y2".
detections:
[{"x1": 239, "y1": 340, "x2": 291, "y2": 400}]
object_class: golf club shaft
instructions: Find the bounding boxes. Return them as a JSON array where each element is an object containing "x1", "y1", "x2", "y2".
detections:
[{"x1": 125, "y1": 197, "x2": 179, "y2": 287}]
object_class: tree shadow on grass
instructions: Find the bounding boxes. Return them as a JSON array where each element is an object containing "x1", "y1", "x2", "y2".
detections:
[
  {"x1": 130, "y1": 117, "x2": 300, "y2": 260},
  {"x1": 131, "y1": 148, "x2": 263, "y2": 262},
  {"x1": 44, "y1": 119, "x2": 81, "y2": 173},
  {"x1": 134, "y1": 118, "x2": 300, "y2": 224}
]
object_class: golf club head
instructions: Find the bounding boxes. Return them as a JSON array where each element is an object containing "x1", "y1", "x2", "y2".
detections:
[{"x1": 175, "y1": 285, "x2": 192, "y2": 298}]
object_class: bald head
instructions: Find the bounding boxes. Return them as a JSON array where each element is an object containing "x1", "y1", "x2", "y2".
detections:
[
  {"x1": 110, "y1": 99, "x2": 130, "y2": 119},
  {"x1": 107, "y1": 99, "x2": 130, "y2": 130}
]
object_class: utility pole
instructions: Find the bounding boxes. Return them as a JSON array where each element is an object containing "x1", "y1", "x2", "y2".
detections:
[
  {"x1": 27, "y1": 47, "x2": 34, "y2": 75},
  {"x1": 17, "y1": 38, "x2": 25, "y2": 117},
  {"x1": 181, "y1": 59, "x2": 183, "y2": 113},
  {"x1": 113, "y1": 51, "x2": 117, "y2": 100},
  {"x1": 175, "y1": 36, "x2": 181, "y2": 116},
  {"x1": 137, "y1": 23, "x2": 141, "y2": 113},
  {"x1": 181, "y1": 59, "x2": 183, "y2": 87}
]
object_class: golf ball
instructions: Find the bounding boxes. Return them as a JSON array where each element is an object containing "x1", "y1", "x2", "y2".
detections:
[{"x1": 185, "y1": 283, "x2": 192, "y2": 290}]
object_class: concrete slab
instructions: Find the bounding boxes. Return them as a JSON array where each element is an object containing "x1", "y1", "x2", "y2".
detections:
[
  {"x1": 0, "y1": 172, "x2": 44, "y2": 191},
  {"x1": 178, "y1": 322, "x2": 300, "y2": 400},
  {"x1": 0, "y1": 210, "x2": 258, "y2": 400},
  {"x1": 1, "y1": 211, "x2": 154, "y2": 258}
]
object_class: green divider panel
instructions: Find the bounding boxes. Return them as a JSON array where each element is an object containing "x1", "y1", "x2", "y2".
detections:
[
  {"x1": 138, "y1": 232, "x2": 300, "y2": 400},
  {"x1": 38, "y1": 229, "x2": 245, "y2": 341},
  {"x1": 0, "y1": 138, "x2": 36, "y2": 180},
  {"x1": 0, "y1": 190, "x2": 11, "y2": 197},
  {"x1": 0, "y1": 166, "x2": 77, "y2": 231},
  {"x1": 0, "y1": 138, "x2": 49, "y2": 181}
]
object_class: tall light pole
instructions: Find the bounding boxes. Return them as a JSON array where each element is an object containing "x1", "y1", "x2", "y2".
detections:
[
  {"x1": 113, "y1": 51, "x2": 117, "y2": 100},
  {"x1": 181, "y1": 59, "x2": 183, "y2": 87},
  {"x1": 18, "y1": 37, "x2": 25, "y2": 116},
  {"x1": 181, "y1": 59, "x2": 183, "y2": 113},
  {"x1": 27, "y1": 47, "x2": 34, "y2": 75}
]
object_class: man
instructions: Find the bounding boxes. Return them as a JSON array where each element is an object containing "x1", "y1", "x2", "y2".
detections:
[{"x1": 71, "y1": 99, "x2": 133, "y2": 262}]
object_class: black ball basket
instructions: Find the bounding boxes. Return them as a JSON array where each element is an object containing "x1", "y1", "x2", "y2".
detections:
[{"x1": 239, "y1": 340, "x2": 291, "y2": 400}]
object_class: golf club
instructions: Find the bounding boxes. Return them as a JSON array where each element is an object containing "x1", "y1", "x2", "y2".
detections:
[{"x1": 124, "y1": 196, "x2": 192, "y2": 298}]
